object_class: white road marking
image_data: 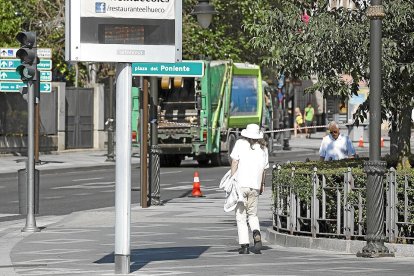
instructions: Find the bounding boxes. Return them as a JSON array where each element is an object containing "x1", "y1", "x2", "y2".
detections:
[
  {"x1": 51, "y1": 182, "x2": 115, "y2": 190},
  {"x1": 72, "y1": 177, "x2": 104, "y2": 182},
  {"x1": 43, "y1": 196, "x2": 64, "y2": 200},
  {"x1": 160, "y1": 171, "x2": 182, "y2": 175}
]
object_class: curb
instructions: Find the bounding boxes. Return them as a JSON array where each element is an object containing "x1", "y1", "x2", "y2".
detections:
[
  {"x1": 0, "y1": 159, "x2": 142, "y2": 178},
  {"x1": 264, "y1": 227, "x2": 414, "y2": 257},
  {"x1": 0, "y1": 163, "x2": 118, "y2": 178}
]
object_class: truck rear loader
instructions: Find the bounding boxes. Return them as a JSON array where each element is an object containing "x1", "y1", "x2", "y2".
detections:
[{"x1": 134, "y1": 60, "x2": 273, "y2": 167}]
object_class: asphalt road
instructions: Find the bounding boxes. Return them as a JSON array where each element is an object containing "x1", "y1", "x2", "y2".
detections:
[
  {"x1": 0, "y1": 151, "x2": 308, "y2": 221},
  {"x1": 0, "y1": 161, "x2": 229, "y2": 218}
]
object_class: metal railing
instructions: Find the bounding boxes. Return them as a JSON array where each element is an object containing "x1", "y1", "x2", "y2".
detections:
[{"x1": 272, "y1": 165, "x2": 414, "y2": 243}]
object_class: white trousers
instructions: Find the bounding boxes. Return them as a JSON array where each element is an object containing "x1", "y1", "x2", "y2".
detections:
[{"x1": 235, "y1": 187, "x2": 260, "y2": 245}]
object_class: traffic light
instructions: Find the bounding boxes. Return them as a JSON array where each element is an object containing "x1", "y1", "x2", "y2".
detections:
[{"x1": 16, "y1": 32, "x2": 38, "y2": 81}]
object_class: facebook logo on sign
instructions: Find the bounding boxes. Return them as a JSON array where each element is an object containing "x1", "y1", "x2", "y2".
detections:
[{"x1": 95, "y1": 2, "x2": 106, "y2": 13}]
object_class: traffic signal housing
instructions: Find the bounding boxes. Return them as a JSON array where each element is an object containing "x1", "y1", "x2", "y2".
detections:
[{"x1": 16, "y1": 32, "x2": 38, "y2": 81}]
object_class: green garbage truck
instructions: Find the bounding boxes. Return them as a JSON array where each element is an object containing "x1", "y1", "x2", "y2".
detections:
[{"x1": 156, "y1": 60, "x2": 273, "y2": 167}]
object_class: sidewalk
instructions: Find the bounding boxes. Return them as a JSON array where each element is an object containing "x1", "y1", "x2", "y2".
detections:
[{"x1": 4, "y1": 187, "x2": 414, "y2": 275}]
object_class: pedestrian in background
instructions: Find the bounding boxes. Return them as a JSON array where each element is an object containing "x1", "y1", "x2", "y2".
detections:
[
  {"x1": 304, "y1": 102, "x2": 315, "y2": 138},
  {"x1": 230, "y1": 124, "x2": 269, "y2": 254},
  {"x1": 319, "y1": 121, "x2": 356, "y2": 161},
  {"x1": 294, "y1": 107, "x2": 304, "y2": 137}
]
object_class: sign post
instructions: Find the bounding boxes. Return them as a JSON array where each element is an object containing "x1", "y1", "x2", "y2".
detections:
[
  {"x1": 16, "y1": 31, "x2": 40, "y2": 233},
  {"x1": 114, "y1": 63, "x2": 132, "y2": 273},
  {"x1": 66, "y1": 0, "x2": 182, "y2": 273}
]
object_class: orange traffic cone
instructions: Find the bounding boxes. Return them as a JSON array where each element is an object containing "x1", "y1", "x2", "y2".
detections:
[
  {"x1": 381, "y1": 137, "x2": 384, "y2": 148},
  {"x1": 358, "y1": 136, "x2": 364, "y2": 148},
  {"x1": 191, "y1": 171, "x2": 203, "y2": 197}
]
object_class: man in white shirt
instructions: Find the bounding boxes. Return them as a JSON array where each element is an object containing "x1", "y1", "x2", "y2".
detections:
[
  {"x1": 319, "y1": 121, "x2": 356, "y2": 161},
  {"x1": 230, "y1": 124, "x2": 269, "y2": 254}
]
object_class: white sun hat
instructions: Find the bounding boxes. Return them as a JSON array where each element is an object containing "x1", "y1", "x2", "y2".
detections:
[{"x1": 241, "y1": 124, "x2": 263, "y2": 139}]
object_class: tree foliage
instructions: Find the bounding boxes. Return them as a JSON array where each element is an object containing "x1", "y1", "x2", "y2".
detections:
[
  {"x1": 183, "y1": 0, "x2": 267, "y2": 64},
  {"x1": 245, "y1": 0, "x2": 414, "y2": 160}
]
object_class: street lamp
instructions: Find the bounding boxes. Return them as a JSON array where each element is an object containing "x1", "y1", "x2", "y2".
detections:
[
  {"x1": 191, "y1": 0, "x2": 218, "y2": 29},
  {"x1": 357, "y1": 0, "x2": 394, "y2": 258}
]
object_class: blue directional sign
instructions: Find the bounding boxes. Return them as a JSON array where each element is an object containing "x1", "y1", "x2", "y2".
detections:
[
  {"x1": 39, "y1": 71, "x2": 52, "y2": 82},
  {"x1": 0, "y1": 82, "x2": 26, "y2": 92},
  {"x1": 0, "y1": 82, "x2": 52, "y2": 93},
  {"x1": 0, "y1": 70, "x2": 52, "y2": 82},
  {"x1": 0, "y1": 70, "x2": 20, "y2": 81},
  {"x1": 0, "y1": 59, "x2": 52, "y2": 71},
  {"x1": 0, "y1": 59, "x2": 19, "y2": 70},
  {"x1": 37, "y1": 60, "x2": 52, "y2": 71},
  {"x1": 39, "y1": 82, "x2": 52, "y2": 92},
  {"x1": 132, "y1": 61, "x2": 204, "y2": 77}
]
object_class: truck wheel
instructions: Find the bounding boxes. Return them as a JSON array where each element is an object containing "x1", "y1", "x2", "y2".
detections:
[
  {"x1": 160, "y1": 155, "x2": 181, "y2": 167},
  {"x1": 210, "y1": 153, "x2": 221, "y2": 167},
  {"x1": 197, "y1": 158, "x2": 210, "y2": 167},
  {"x1": 210, "y1": 134, "x2": 236, "y2": 167},
  {"x1": 171, "y1": 155, "x2": 182, "y2": 167},
  {"x1": 160, "y1": 155, "x2": 169, "y2": 167},
  {"x1": 220, "y1": 134, "x2": 236, "y2": 166}
]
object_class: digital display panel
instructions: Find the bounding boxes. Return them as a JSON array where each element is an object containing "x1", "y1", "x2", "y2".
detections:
[{"x1": 65, "y1": 0, "x2": 182, "y2": 63}]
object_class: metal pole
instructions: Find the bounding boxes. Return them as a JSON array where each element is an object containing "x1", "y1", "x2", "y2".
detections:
[
  {"x1": 283, "y1": 83, "x2": 291, "y2": 150},
  {"x1": 34, "y1": 77, "x2": 40, "y2": 163},
  {"x1": 149, "y1": 76, "x2": 162, "y2": 206},
  {"x1": 114, "y1": 63, "x2": 132, "y2": 274},
  {"x1": 357, "y1": 1, "x2": 393, "y2": 258},
  {"x1": 34, "y1": 102, "x2": 40, "y2": 163},
  {"x1": 106, "y1": 68, "x2": 115, "y2": 162},
  {"x1": 22, "y1": 80, "x2": 39, "y2": 233},
  {"x1": 140, "y1": 78, "x2": 149, "y2": 208}
]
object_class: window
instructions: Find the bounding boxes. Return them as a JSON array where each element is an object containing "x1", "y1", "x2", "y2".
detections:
[{"x1": 230, "y1": 76, "x2": 258, "y2": 116}]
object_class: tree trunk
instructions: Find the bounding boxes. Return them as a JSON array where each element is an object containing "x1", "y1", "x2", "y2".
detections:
[{"x1": 389, "y1": 106, "x2": 411, "y2": 165}]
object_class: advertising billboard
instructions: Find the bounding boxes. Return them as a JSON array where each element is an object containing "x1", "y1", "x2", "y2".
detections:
[{"x1": 65, "y1": 0, "x2": 182, "y2": 63}]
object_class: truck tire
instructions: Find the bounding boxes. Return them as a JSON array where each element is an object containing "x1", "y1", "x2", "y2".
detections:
[
  {"x1": 210, "y1": 134, "x2": 236, "y2": 167},
  {"x1": 220, "y1": 134, "x2": 236, "y2": 166},
  {"x1": 197, "y1": 158, "x2": 210, "y2": 167},
  {"x1": 210, "y1": 153, "x2": 221, "y2": 167},
  {"x1": 160, "y1": 155, "x2": 168, "y2": 167},
  {"x1": 171, "y1": 155, "x2": 182, "y2": 167},
  {"x1": 160, "y1": 155, "x2": 182, "y2": 167}
]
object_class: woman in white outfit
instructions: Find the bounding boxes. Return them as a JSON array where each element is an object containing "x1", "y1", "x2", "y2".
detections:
[{"x1": 230, "y1": 124, "x2": 269, "y2": 254}]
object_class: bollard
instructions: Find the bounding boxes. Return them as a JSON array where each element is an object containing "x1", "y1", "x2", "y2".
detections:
[{"x1": 18, "y1": 169, "x2": 39, "y2": 215}]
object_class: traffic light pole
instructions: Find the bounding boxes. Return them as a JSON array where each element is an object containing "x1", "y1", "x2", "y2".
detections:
[
  {"x1": 21, "y1": 80, "x2": 40, "y2": 233},
  {"x1": 34, "y1": 102, "x2": 40, "y2": 163}
]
